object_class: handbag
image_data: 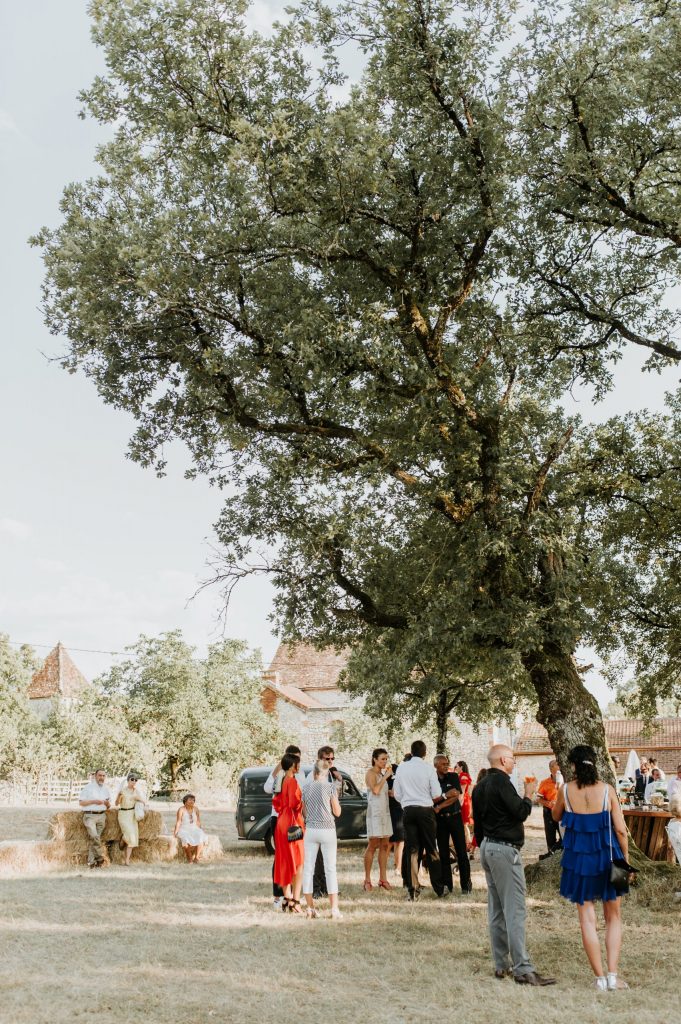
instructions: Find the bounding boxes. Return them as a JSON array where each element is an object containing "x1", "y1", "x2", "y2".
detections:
[
  {"x1": 607, "y1": 791, "x2": 634, "y2": 892},
  {"x1": 287, "y1": 824, "x2": 303, "y2": 842}
]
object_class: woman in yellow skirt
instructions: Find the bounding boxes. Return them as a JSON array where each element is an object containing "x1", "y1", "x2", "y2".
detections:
[{"x1": 116, "y1": 773, "x2": 145, "y2": 865}]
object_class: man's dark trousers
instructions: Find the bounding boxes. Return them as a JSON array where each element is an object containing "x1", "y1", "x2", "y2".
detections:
[
  {"x1": 542, "y1": 807, "x2": 562, "y2": 853},
  {"x1": 436, "y1": 811, "x2": 472, "y2": 893},
  {"x1": 403, "y1": 805, "x2": 443, "y2": 896},
  {"x1": 270, "y1": 814, "x2": 283, "y2": 898}
]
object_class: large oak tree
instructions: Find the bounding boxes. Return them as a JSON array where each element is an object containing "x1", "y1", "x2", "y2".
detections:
[{"x1": 36, "y1": 0, "x2": 681, "y2": 779}]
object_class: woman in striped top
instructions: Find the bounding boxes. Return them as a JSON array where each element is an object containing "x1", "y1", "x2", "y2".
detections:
[{"x1": 302, "y1": 758, "x2": 342, "y2": 919}]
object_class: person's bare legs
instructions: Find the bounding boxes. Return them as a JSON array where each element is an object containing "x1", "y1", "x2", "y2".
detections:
[
  {"x1": 577, "y1": 902, "x2": 604, "y2": 977},
  {"x1": 393, "y1": 840, "x2": 404, "y2": 873},
  {"x1": 603, "y1": 898, "x2": 626, "y2": 984},
  {"x1": 377, "y1": 838, "x2": 390, "y2": 883},
  {"x1": 124, "y1": 844, "x2": 132, "y2": 865},
  {"x1": 364, "y1": 839, "x2": 380, "y2": 885},
  {"x1": 290, "y1": 865, "x2": 304, "y2": 912}
]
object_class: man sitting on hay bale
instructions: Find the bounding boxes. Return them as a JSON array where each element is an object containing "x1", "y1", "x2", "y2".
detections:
[{"x1": 78, "y1": 769, "x2": 111, "y2": 868}]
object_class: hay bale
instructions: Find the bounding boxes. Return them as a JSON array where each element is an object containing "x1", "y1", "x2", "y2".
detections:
[
  {"x1": 47, "y1": 809, "x2": 165, "y2": 847},
  {"x1": 174, "y1": 833, "x2": 223, "y2": 863},
  {"x1": 0, "y1": 839, "x2": 92, "y2": 873}
]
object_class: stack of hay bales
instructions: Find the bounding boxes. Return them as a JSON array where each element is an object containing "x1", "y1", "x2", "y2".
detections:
[
  {"x1": 45, "y1": 809, "x2": 222, "y2": 864},
  {"x1": 0, "y1": 810, "x2": 223, "y2": 873}
]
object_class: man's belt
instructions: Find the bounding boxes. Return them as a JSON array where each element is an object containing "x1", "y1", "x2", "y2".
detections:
[
  {"x1": 485, "y1": 837, "x2": 522, "y2": 850},
  {"x1": 83, "y1": 809, "x2": 106, "y2": 814}
]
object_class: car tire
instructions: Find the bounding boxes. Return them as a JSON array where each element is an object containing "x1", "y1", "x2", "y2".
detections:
[{"x1": 264, "y1": 828, "x2": 275, "y2": 856}]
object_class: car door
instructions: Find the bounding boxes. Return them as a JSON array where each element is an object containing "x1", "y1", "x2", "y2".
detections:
[{"x1": 336, "y1": 773, "x2": 367, "y2": 839}]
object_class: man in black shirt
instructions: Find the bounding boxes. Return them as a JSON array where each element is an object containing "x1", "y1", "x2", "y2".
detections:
[
  {"x1": 472, "y1": 744, "x2": 556, "y2": 987},
  {"x1": 433, "y1": 755, "x2": 472, "y2": 894}
]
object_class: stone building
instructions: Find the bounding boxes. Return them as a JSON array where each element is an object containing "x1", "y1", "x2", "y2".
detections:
[
  {"x1": 27, "y1": 642, "x2": 90, "y2": 721},
  {"x1": 261, "y1": 643, "x2": 517, "y2": 783},
  {"x1": 514, "y1": 717, "x2": 681, "y2": 780}
]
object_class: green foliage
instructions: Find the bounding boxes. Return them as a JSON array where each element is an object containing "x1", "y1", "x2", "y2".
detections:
[
  {"x1": 98, "y1": 631, "x2": 285, "y2": 783},
  {"x1": 44, "y1": 689, "x2": 164, "y2": 781},
  {"x1": 0, "y1": 635, "x2": 46, "y2": 778},
  {"x1": 33, "y1": 0, "x2": 681, "y2": 741}
]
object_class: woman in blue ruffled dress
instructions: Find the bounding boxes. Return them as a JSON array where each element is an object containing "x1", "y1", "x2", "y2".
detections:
[{"x1": 552, "y1": 745, "x2": 630, "y2": 992}]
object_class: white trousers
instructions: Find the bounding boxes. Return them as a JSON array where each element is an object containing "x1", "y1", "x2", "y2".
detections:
[{"x1": 303, "y1": 828, "x2": 338, "y2": 895}]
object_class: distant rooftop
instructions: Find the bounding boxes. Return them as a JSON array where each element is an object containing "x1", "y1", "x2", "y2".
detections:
[
  {"x1": 515, "y1": 717, "x2": 681, "y2": 772},
  {"x1": 267, "y1": 643, "x2": 349, "y2": 691},
  {"x1": 27, "y1": 642, "x2": 90, "y2": 700}
]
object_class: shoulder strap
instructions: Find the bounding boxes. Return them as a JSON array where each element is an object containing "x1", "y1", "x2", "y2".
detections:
[{"x1": 602, "y1": 784, "x2": 609, "y2": 811}]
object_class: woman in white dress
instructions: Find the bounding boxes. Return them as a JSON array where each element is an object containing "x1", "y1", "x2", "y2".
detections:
[
  {"x1": 115, "y1": 773, "x2": 145, "y2": 865},
  {"x1": 174, "y1": 793, "x2": 206, "y2": 863},
  {"x1": 363, "y1": 748, "x2": 393, "y2": 891}
]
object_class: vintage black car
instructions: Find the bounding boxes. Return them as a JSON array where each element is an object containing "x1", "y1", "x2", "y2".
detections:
[{"x1": 235, "y1": 765, "x2": 367, "y2": 853}]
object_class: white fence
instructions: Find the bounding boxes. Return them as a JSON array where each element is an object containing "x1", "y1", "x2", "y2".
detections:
[{"x1": 0, "y1": 771, "x2": 88, "y2": 806}]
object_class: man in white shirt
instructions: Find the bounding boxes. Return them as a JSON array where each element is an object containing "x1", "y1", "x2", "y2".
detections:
[
  {"x1": 79, "y1": 769, "x2": 111, "y2": 868},
  {"x1": 393, "y1": 740, "x2": 444, "y2": 900},
  {"x1": 667, "y1": 765, "x2": 681, "y2": 805},
  {"x1": 644, "y1": 769, "x2": 666, "y2": 803}
]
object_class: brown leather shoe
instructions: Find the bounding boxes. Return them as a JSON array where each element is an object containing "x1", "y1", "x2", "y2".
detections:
[
  {"x1": 514, "y1": 972, "x2": 556, "y2": 986},
  {"x1": 494, "y1": 969, "x2": 512, "y2": 979}
]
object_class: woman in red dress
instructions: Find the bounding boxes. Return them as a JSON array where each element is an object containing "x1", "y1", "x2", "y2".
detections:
[
  {"x1": 272, "y1": 752, "x2": 305, "y2": 913},
  {"x1": 454, "y1": 760, "x2": 473, "y2": 848}
]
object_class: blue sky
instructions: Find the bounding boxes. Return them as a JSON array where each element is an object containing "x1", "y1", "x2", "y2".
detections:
[{"x1": 0, "y1": 1, "x2": 678, "y2": 704}]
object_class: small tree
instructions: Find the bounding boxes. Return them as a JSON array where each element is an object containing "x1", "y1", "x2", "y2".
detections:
[
  {"x1": 0, "y1": 635, "x2": 46, "y2": 778},
  {"x1": 99, "y1": 632, "x2": 284, "y2": 785}
]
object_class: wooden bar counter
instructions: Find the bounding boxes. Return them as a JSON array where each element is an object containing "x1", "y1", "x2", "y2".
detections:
[{"x1": 623, "y1": 808, "x2": 675, "y2": 862}]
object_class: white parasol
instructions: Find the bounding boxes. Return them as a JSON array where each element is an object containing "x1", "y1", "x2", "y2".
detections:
[{"x1": 624, "y1": 749, "x2": 640, "y2": 781}]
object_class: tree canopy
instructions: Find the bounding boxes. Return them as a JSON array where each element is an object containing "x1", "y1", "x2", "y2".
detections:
[
  {"x1": 98, "y1": 631, "x2": 284, "y2": 783},
  {"x1": 35, "y1": 0, "x2": 681, "y2": 777}
]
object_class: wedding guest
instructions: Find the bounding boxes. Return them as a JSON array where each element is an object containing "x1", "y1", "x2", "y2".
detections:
[
  {"x1": 79, "y1": 768, "x2": 111, "y2": 868},
  {"x1": 644, "y1": 768, "x2": 666, "y2": 803},
  {"x1": 115, "y1": 772, "x2": 145, "y2": 865},
  {"x1": 667, "y1": 765, "x2": 681, "y2": 805},
  {"x1": 648, "y1": 757, "x2": 665, "y2": 780},
  {"x1": 264, "y1": 744, "x2": 303, "y2": 908},
  {"x1": 393, "y1": 740, "x2": 444, "y2": 900},
  {"x1": 312, "y1": 745, "x2": 342, "y2": 898},
  {"x1": 387, "y1": 763, "x2": 405, "y2": 874},
  {"x1": 473, "y1": 744, "x2": 555, "y2": 986},
  {"x1": 667, "y1": 797, "x2": 681, "y2": 865},
  {"x1": 273, "y1": 752, "x2": 305, "y2": 913},
  {"x1": 469, "y1": 767, "x2": 488, "y2": 859},
  {"x1": 553, "y1": 744, "x2": 630, "y2": 991},
  {"x1": 174, "y1": 793, "x2": 207, "y2": 863},
  {"x1": 434, "y1": 755, "x2": 472, "y2": 894},
  {"x1": 537, "y1": 759, "x2": 564, "y2": 859},
  {"x1": 302, "y1": 758, "x2": 342, "y2": 919},
  {"x1": 453, "y1": 760, "x2": 473, "y2": 846},
  {"x1": 363, "y1": 748, "x2": 393, "y2": 891},
  {"x1": 634, "y1": 759, "x2": 650, "y2": 800}
]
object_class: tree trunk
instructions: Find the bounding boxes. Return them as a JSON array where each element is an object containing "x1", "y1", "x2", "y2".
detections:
[
  {"x1": 523, "y1": 643, "x2": 615, "y2": 788},
  {"x1": 435, "y1": 689, "x2": 449, "y2": 754},
  {"x1": 168, "y1": 755, "x2": 180, "y2": 787}
]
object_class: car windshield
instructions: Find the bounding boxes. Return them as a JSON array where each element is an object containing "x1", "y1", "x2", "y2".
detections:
[{"x1": 241, "y1": 775, "x2": 270, "y2": 796}]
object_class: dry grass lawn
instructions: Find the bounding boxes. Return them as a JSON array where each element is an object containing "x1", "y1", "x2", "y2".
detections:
[{"x1": 1, "y1": 806, "x2": 679, "y2": 1024}]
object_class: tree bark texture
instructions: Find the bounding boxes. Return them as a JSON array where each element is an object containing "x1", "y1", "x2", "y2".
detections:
[{"x1": 523, "y1": 644, "x2": 616, "y2": 788}]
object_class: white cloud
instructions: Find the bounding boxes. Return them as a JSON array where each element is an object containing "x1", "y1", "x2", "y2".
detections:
[
  {"x1": 0, "y1": 517, "x2": 31, "y2": 539},
  {"x1": 0, "y1": 109, "x2": 18, "y2": 134}
]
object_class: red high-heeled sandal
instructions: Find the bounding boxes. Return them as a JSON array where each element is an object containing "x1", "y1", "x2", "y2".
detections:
[{"x1": 378, "y1": 879, "x2": 392, "y2": 890}]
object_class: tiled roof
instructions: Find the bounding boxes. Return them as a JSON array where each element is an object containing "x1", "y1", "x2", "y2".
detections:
[
  {"x1": 261, "y1": 675, "x2": 328, "y2": 710},
  {"x1": 27, "y1": 643, "x2": 90, "y2": 700},
  {"x1": 515, "y1": 717, "x2": 681, "y2": 772},
  {"x1": 266, "y1": 643, "x2": 349, "y2": 691}
]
